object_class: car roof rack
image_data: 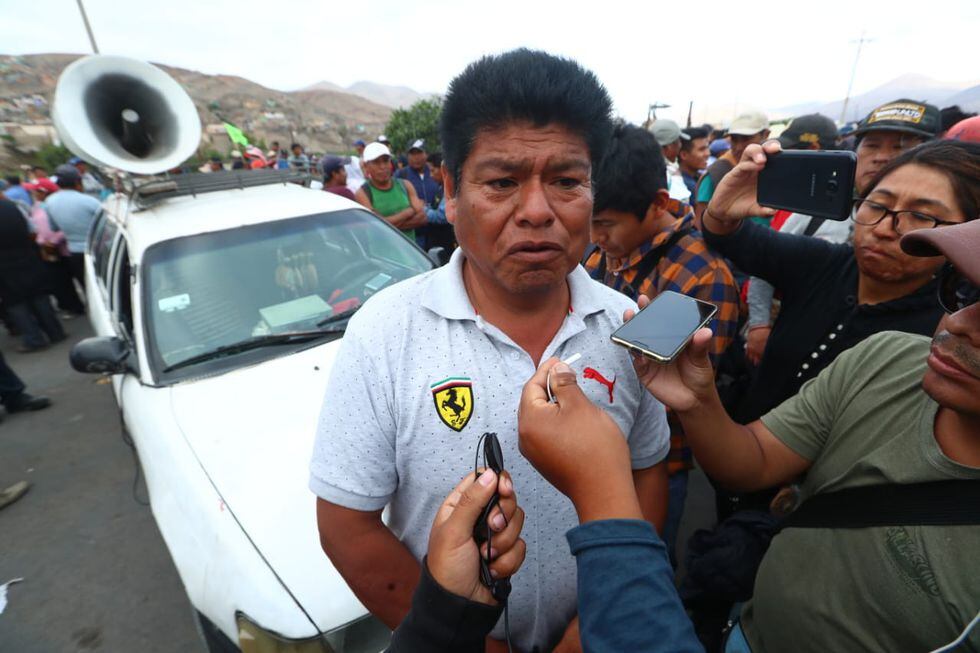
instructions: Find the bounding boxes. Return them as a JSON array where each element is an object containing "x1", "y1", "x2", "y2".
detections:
[{"x1": 128, "y1": 168, "x2": 314, "y2": 211}]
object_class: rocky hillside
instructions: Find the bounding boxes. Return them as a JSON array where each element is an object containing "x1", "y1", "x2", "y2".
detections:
[{"x1": 0, "y1": 53, "x2": 393, "y2": 163}]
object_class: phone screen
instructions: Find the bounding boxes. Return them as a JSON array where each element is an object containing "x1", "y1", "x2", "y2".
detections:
[{"x1": 611, "y1": 291, "x2": 717, "y2": 361}]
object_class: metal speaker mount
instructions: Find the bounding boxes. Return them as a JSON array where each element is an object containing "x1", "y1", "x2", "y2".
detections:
[{"x1": 53, "y1": 55, "x2": 201, "y2": 175}]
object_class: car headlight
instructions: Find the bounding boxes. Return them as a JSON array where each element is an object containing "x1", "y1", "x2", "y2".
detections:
[{"x1": 236, "y1": 611, "x2": 391, "y2": 653}]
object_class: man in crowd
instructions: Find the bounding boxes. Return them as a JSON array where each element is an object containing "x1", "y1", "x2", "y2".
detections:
[
  {"x1": 345, "y1": 139, "x2": 367, "y2": 193},
  {"x1": 396, "y1": 139, "x2": 443, "y2": 248},
  {"x1": 677, "y1": 127, "x2": 709, "y2": 194},
  {"x1": 288, "y1": 142, "x2": 310, "y2": 170},
  {"x1": 320, "y1": 156, "x2": 355, "y2": 200},
  {"x1": 354, "y1": 142, "x2": 426, "y2": 241},
  {"x1": 3, "y1": 175, "x2": 32, "y2": 207},
  {"x1": 311, "y1": 49, "x2": 670, "y2": 653},
  {"x1": 694, "y1": 110, "x2": 769, "y2": 221},
  {"x1": 707, "y1": 137, "x2": 730, "y2": 166},
  {"x1": 584, "y1": 122, "x2": 739, "y2": 564},
  {"x1": 745, "y1": 102, "x2": 941, "y2": 369},
  {"x1": 633, "y1": 203, "x2": 980, "y2": 652},
  {"x1": 0, "y1": 347, "x2": 51, "y2": 421},
  {"x1": 44, "y1": 166, "x2": 102, "y2": 297},
  {"x1": 650, "y1": 119, "x2": 692, "y2": 205},
  {"x1": 69, "y1": 157, "x2": 104, "y2": 198}
]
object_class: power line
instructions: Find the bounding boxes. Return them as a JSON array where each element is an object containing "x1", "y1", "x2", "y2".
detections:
[
  {"x1": 75, "y1": 0, "x2": 100, "y2": 54},
  {"x1": 840, "y1": 30, "x2": 875, "y2": 124}
]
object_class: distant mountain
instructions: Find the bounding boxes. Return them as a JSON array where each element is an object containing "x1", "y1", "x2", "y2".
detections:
[
  {"x1": 771, "y1": 73, "x2": 979, "y2": 123},
  {"x1": 941, "y1": 84, "x2": 980, "y2": 113},
  {"x1": 301, "y1": 79, "x2": 432, "y2": 109},
  {"x1": 0, "y1": 53, "x2": 393, "y2": 162}
]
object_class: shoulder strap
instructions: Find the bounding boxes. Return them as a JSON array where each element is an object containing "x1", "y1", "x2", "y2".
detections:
[
  {"x1": 780, "y1": 480, "x2": 980, "y2": 530},
  {"x1": 802, "y1": 216, "x2": 826, "y2": 237},
  {"x1": 360, "y1": 182, "x2": 374, "y2": 204}
]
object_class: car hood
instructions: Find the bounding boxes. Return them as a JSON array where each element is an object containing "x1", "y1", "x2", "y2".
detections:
[{"x1": 169, "y1": 340, "x2": 366, "y2": 631}]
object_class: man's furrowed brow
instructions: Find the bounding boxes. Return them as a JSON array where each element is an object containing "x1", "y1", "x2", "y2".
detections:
[{"x1": 471, "y1": 157, "x2": 590, "y2": 176}]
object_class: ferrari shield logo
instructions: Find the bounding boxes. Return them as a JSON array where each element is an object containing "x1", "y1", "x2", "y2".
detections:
[{"x1": 431, "y1": 377, "x2": 473, "y2": 432}]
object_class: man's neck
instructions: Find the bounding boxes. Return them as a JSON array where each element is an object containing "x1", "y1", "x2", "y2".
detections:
[
  {"x1": 411, "y1": 166, "x2": 425, "y2": 177},
  {"x1": 372, "y1": 178, "x2": 394, "y2": 191},
  {"x1": 857, "y1": 273, "x2": 932, "y2": 305},
  {"x1": 461, "y1": 259, "x2": 569, "y2": 366},
  {"x1": 679, "y1": 162, "x2": 699, "y2": 178},
  {"x1": 934, "y1": 407, "x2": 980, "y2": 468}
]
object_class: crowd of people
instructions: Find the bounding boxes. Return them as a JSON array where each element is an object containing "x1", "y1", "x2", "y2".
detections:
[
  {"x1": 307, "y1": 50, "x2": 980, "y2": 653},
  {"x1": 2, "y1": 46, "x2": 979, "y2": 653}
]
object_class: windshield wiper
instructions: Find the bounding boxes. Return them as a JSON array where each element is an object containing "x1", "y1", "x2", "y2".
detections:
[
  {"x1": 316, "y1": 306, "x2": 361, "y2": 327},
  {"x1": 162, "y1": 330, "x2": 343, "y2": 373}
]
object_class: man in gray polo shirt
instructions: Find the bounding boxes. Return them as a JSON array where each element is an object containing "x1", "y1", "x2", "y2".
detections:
[{"x1": 310, "y1": 49, "x2": 670, "y2": 653}]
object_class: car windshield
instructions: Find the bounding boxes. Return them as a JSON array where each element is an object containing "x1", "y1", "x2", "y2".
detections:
[{"x1": 142, "y1": 208, "x2": 432, "y2": 377}]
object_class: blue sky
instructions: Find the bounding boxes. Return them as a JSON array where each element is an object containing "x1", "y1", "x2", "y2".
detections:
[{"x1": 3, "y1": 0, "x2": 978, "y2": 124}]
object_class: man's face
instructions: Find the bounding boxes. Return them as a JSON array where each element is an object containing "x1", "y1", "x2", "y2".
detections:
[
  {"x1": 76, "y1": 162, "x2": 88, "y2": 173},
  {"x1": 662, "y1": 141, "x2": 681, "y2": 163},
  {"x1": 329, "y1": 167, "x2": 348, "y2": 187},
  {"x1": 679, "y1": 137, "x2": 710, "y2": 172},
  {"x1": 730, "y1": 131, "x2": 768, "y2": 161},
  {"x1": 591, "y1": 208, "x2": 656, "y2": 260},
  {"x1": 209, "y1": 161, "x2": 223, "y2": 171},
  {"x1": 923, "y1": 299, "x2": 980, "y2": 417},
  {"x1": 355, "y1": 144, "x2": 365, "y2": 156},
  {"x1": 430, "y1": 164, "x2": 444, "y2": 185},
  {"x1": 408, "y1": 150, "x2": 427, "y2": 171},
  {"x1": 445, "y1": 122, "x2": 593, "y2": 297},
  {"x1": 366, "y1": 156, "x2": 393, "y2": 184},
  {"x1": 855, "y1": 130, "x2": 925, "y2": 195},
  {"x1": 292, "y1": 145, "x2": 302, "y2": 156},
  {"x1": 853, "y1": 164, "x2": 965, "y2": 285}
]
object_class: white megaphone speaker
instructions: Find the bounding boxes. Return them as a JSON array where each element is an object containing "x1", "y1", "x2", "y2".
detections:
[{"x1": 53, "y1": 55, "x2": 201, "y2": 175}]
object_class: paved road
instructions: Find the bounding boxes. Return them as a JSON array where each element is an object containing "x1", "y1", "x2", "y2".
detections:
[
  {"x1": 0, "y1": 318, "x2": 204, "y2": 653},
  {"x1": 0, "y1": 315, "x2": 717, "y2": 653}
]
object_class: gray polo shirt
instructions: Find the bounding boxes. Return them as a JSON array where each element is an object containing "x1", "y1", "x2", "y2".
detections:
[
  {"x1": 310, "y1": 248, "x2": 669, "y2": 652},
  {"x1": 44, "y1": 189, "x2": 102, "y2": 254}
]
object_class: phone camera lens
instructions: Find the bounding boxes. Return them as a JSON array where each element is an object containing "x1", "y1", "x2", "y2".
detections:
[{"x1": 827, "y1": 179, "x2": 839, "y2": 193}]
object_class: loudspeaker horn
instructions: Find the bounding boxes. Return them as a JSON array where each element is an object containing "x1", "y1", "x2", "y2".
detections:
[{"x1": 53, "y1": 55, "x2": 202, "y2": 175}]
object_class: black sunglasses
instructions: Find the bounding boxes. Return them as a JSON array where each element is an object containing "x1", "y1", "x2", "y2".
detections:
[{"x1": 938, "y1": 263, "x2": 980, "y2": 314}]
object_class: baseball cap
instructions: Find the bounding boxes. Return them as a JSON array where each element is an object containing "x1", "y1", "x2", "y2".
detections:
[
  {"x1": 23, "y1": 178, "x2": 59, "y2": 194},
  {"x1": 353, "y1": 139, "x2": 366, "y2": 147},
  {"x1": 68, "y1": 156, "x2": 83, "y2": 165},
  {"x1": 902, "y1": 219, "x2": 980, "y2": 286},
  {"x1": 377, "y1": 135, "x2": 390, "y2": 144},
  {"x1": 320, "y1": 155, "x2": 347, "y2": 176},
  {"x1": 852, "y1": 99, "x2": 940, "y2": 140},
  {"x1": 230, "y1": 150, "x2": 242, "y2": 158},
  {"x1": 53, "y1": 165, "x2": 81, "y2": 188},
  {"x1": 778, "y1": 114, "x2": 839, "y2": 150},
  {"x1": 709, "y1": 138, "x2": 731, "y2": 157},
  {"x1": 408, "y1": 139, "x2": 425, "y2": 152},
  {"x1": 650, "y1": 120, "x2": 689, "y2": 146},
  {"x1": 728, "y1": 111, "x2": 769, "y2": 136},
  {"x1": 363, "y1": 142, "x2": 392, "y2": 163},
  {"x1": 945, "y1": 116, "x2": 980, "y2": 143}
]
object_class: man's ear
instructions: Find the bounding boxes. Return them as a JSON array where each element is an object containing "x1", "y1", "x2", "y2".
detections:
[
  {"x1": 647, "y1": 188, "x2": 671, "y2": 217},
  {"x1": 442, "y1": 164, "x2": 457, "y2": 225}
]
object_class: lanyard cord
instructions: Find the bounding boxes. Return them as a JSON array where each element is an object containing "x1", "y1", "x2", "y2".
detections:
[{"x1": 475, "y1": 433, "x2": 513, "y2": 653}]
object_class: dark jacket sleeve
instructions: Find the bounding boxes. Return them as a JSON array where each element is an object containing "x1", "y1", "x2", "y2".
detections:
[
  {"x1": 703, "y1": 219, "x2": 848, "y2": 295},
  {"x1": 387, "y1": 557, "x2": 502, "y2": 653},
  {"x1": 567, "y1": 519, "x2": 704, "y2": 653}
]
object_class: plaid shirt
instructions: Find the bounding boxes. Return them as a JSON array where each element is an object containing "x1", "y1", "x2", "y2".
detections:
[{"x1": 584, "y1": 212, "x2": 740, "y2": 474}]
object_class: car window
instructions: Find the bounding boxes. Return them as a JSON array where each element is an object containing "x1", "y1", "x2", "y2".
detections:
[
  {"x1": 141, "y1": 209, "x2": 433, "y2": 378},
  {"x1": 88, "y1": 210, "x2": 107, "y2": 253},
  {"x1": 112, "y1": 241, "x2": 135, "y2": 340},
  {"x1": 93, "y1": 219, "x2": 118, "y2": 286}
]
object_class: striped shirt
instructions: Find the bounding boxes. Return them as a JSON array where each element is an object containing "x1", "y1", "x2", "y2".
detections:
[{"x1": 584, "y1": 212, "x2": 741, "y2": 473}]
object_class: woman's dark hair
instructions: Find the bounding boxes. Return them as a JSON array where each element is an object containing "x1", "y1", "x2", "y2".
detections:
[
  {"x1": 863, "y1": 140, "x2": 980, "y2": 221},
  {"x1": 439, "y1": 48, "x2": 613, "y2": 191},
  {"x1": 593, "y1": 122, "x2": 667, "y2": 220}
]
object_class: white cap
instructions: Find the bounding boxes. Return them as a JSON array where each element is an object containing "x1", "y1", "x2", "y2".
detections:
[
  {"x1": 409, "y1": 138, "x2": 425, "y2": 151},
  {"x1": 377, "y1": 134, "x2": 390, "y2": 143},
  {"x1": 230, "y1": 150, "x2": 242, "y2": 158},
  {"x1": 363, "y1": 142, "x2": 392, "y2": 162},
  {"x1": 728, "y1": 111, "x2": 770, "y2": 136}
]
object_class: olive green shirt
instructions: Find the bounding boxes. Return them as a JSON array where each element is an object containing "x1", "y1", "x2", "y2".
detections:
[{"x1": 743, "y1": 331, "x2": 980, "y2": 653}]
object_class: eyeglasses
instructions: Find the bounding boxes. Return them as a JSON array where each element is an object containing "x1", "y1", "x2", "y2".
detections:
[
  {"x1": 851, "y1": 199, "x2": 960, "y2": 236},
  {"x1": 938, "y1": 263, "x2": 980, "y2": 314}
]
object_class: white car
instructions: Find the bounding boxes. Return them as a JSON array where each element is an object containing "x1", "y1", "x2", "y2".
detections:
[{"x1": 70, "y1": 171, "x2": 435, "y2": 652}]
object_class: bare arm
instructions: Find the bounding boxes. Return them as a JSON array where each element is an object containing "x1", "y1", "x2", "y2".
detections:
[
  {"x1": 316, "y1": 499, "x2": 420, "y2": 629},
  {"x1": 354, "y1": 187, "x2": 373, "y2": 210},
  {"x1": 632, "y1": 462, "x2": 668, "y2": 533},
  {"x1": 399, "y1": 181, "x2": 428, "y2": 230}
]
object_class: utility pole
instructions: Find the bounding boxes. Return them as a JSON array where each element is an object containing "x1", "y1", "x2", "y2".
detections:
[
  {"x1": 75, "y1": 0, "x2": 100, "y2": 54},
  {"x1": 840, "y1": 31, "x2": 874, "y2": 124}
]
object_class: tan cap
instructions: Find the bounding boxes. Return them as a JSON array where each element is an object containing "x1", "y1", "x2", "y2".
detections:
[
  {"x1": 901, "y1": 220, "x2": 980, "y2": 286},
  {"x1": 728, "y1": 111, "x2": 770, "y2": 136}
]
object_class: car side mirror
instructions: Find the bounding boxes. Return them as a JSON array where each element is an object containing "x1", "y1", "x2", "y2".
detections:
[
  {"x1": 70, "y1": 336, "x2": 134, "y2": 375},
  {"x1": 427, "y1": 246, "x2": 449, "y2": 267}
]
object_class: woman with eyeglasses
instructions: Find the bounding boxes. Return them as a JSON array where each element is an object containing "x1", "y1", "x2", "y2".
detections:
[{"x1": 699, "y1": 139, "x2": 980, "y2": 426}]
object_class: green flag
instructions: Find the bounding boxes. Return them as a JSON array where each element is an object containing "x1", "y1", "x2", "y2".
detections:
[{"x1": 223, "y1": 122, "x2": 249, "y2": 147}]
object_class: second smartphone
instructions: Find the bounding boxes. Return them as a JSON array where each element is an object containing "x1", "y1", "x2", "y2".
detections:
[{"x1": 610, "y1": 291, "x2": 717, "y2": 363}]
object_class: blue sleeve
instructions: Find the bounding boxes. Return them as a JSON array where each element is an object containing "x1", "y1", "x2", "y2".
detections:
[
  {"x1": 567, "y1": 520, "x2": 703, "y2": 652},
  {"x1": 425, "y1": 198, "x2": 448, "y2": 224}
]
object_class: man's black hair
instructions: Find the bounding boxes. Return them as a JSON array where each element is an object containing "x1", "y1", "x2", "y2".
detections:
[
  {"x1": 593, "y1": 122, "x2": 667, "y2": 220},
  {"x1": 5, "y1": 175, "x2": 20, "y2": 186},
  {"x1": 941, "y1": 105, "x2": 977, "y2": 133},
  {"x1": 426, "y1": 152, "x2": 443, "y2": 168},
  {"x1": 680, "y1": 127, "x2": 708, "y2": 152},
  {"x1": 291, "y1": 142, "x2": 301, "y2": 150},
  {"x1": 439, "y1": 48, "x2": 613, "y2": 190},
  {"x1": 272, "y1": 141, "x2": 280, "y2": 147}
]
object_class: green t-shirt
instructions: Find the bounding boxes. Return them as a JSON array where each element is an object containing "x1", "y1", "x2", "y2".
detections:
[
  {"x1": 743, "y1": 331, "x2": 980, "y2": 653},
  {"x1": 366, "y1": 180, "x2": 415, "y2": 242}
]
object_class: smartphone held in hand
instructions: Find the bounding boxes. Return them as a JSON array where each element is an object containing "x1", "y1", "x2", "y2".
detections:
[
  {"x1": 611, "y1": 291, "x2": 717, "y2": 363},
  {"x1": 757, "y1": 150, "x2": 856, "y2": 221}
]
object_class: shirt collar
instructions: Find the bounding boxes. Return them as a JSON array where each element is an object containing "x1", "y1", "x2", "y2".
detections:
[
  {"x1": 421, "y1": 248, "x2": 605, "y2": 321},
  {"x1": 607, "y1": 212, "x2": 694, "y2": 273}
]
